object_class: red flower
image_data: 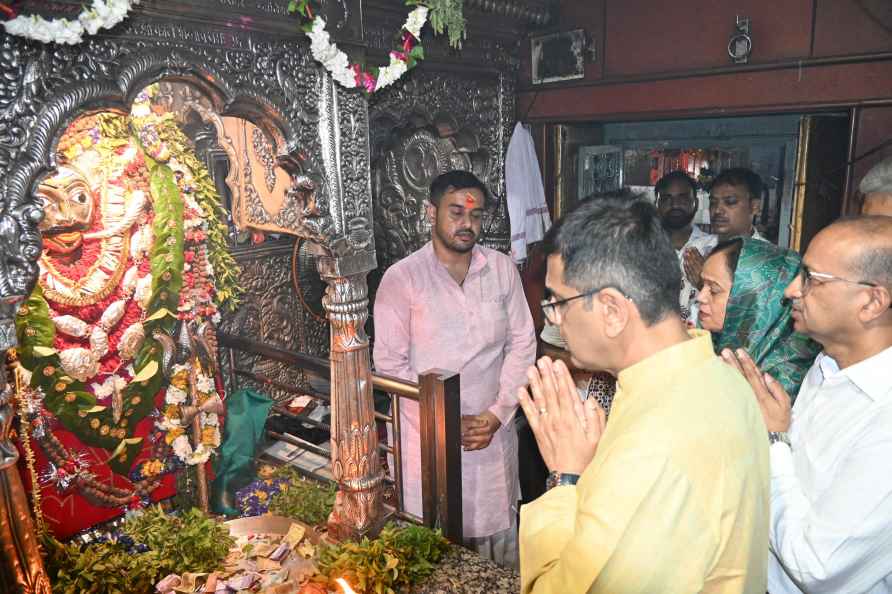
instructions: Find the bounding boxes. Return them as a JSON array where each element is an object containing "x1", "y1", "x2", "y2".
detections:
[
  {"x1": 184, "y1": 251, "x2": 195, "y2": 263},
  {"x1": 391, "y1": 50, "x2": 409, "y2": 63},
  {"x1": 0, "y1": 3, "x2": 18, "y2": 19},
  {"x1": 401, "y1": 30, "x2": 417, "y2": 53}
]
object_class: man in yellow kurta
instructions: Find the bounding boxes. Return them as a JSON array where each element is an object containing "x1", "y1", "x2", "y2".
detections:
[{"x1": 518, "y1": 194, "x2": 770, "y2": 594}]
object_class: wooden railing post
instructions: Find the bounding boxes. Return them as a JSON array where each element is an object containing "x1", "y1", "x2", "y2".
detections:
[{"x1": 419, "y1": 369, "x2": 462, "y2": 544}]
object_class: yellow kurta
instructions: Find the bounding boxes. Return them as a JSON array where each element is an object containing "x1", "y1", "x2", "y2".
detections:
[{"x1": 520, "y1": 331, "x2": 769, "y2": 594}]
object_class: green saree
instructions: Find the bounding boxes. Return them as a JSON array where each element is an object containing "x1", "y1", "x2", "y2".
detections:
[{"x1": 712, "y1": 238, "x2": 821, "y2": 398}]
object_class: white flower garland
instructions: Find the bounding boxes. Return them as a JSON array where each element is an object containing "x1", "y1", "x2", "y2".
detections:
[
  {"x1": 2, "y1": 0, "x2": 139, "y2": 45},
  {"x1": 305, "y1": 6, "x2": 429, "y2": 93},
  {"x1": 158, "y1": 363, "x2": 222, "y2": 466}
]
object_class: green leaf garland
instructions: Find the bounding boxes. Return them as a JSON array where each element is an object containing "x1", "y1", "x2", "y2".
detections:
[{"x1": 150, "y1": 113, "x2": 243, "y2": 310}]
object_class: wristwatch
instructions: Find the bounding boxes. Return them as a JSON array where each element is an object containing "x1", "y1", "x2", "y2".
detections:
[
  {"x1": 546, "y1": 471, "x2": 580, "y2": 490},
  {"x1": 768, "y1": 431, "x2": 791, "y2": 447}
]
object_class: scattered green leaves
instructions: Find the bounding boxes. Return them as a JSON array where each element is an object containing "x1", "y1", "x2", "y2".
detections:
[
  {"x1": 42, "y1": 533, "x2": 166, "y2": 594},
  {"x1": 268, "y1": 467, "x2": 337, "y2": 526},
  {"x1": 315, "y1": 523, "x2": 450, "y2": 594},
  {"x1": 122, "y1": 506, "x2": 235, "y2": 575},
  {"x1": 41, "y1": 508, "x2": 234, "y2": 594}
]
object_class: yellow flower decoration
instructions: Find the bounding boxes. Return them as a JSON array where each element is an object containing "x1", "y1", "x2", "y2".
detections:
[
  {"x1": 164, "y1": 426, "x2": 185, "y2": 445},
  {"x1": 170, "y1": 369, "x2": 190, "y2": 390},
  {"x1": 142, "y1": 459, "x2": 164, "y2": 477},
  {"x1": 201, "y1": 426, "x2": 218, "y2": 446}
]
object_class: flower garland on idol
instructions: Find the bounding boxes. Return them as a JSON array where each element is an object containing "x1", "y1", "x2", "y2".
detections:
[
  {"x1": 14, "y1": 88, "x2": 241, "y2": 510},
  {"x1": 1, "y1": 0, "x2": 139, "y2": 45},
  {"x1": 292, "y1": 0, "x2": 466, "y2": 94}
]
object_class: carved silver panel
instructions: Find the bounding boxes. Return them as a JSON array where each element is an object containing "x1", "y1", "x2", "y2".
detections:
[
  {"x1": 220, "y1": 242, "x2": 330, "y2": 401},
  {"x1": 0, "y1": 12, "x2": 375, "y2": 348},
  {"x1": 368, "y1": 69, "x2": 515, "y2": 273}
]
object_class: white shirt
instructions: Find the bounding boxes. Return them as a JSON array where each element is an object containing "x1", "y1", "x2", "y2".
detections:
[
  {"x1": 506, "y1": 122, "x2": 551, "y2": 263},
  {"x1": 768, "y1": 346, "x2": 892, "y2": 594},
  {"x1": 676, "y1": 225, "x2": 717, "y2": 323}
]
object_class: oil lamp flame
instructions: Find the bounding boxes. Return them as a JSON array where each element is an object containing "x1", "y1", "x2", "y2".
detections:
[{"x1": 335, "y1": 577, "x2": 358, "y2": 594}]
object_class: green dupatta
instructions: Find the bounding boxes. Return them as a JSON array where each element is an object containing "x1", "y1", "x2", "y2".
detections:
[{"x1": 713, "y1": 238, "x2": 821, "y2": 398}]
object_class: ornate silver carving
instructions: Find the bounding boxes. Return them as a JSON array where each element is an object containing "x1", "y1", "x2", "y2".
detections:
[
  {"x1": 220, "y1": 244, "x2": 329, "y2": 401},
  {"x1": 369, "y1": 69, "x2": 515, "y2": 272},
  {"x1": 465, "y1": 0, "x2": 552, "y2": 25},
  {"x1": 0, "y1": 18, "x2": 376, "y2": 340},
  {"x1": 252, "y1": 127, "x2": 278, "y2": 193}
]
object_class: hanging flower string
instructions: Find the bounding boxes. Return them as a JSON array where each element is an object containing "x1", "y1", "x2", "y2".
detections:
[
  {"x1": 292, "y1": 0, "x2": 464, "y2": 94},
  {"x1": 2, "y1": 0, "x2": 140, "y2": 45},
  {"x1": 297, "y1": 3, "x2": 427, "y2": 94}
]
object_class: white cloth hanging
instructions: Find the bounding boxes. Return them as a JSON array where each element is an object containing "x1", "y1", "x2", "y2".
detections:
[{"x1": 506, "y1": 122, "x2": 551, "y2": 263}]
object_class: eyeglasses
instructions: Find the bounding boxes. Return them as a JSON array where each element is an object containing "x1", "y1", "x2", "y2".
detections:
[
  {"x1": 541, "y1": 286, "x2": 629, "y2": 325},
  {"x1": 798, "y1": 264, "x2": 879, "y2": 294}
]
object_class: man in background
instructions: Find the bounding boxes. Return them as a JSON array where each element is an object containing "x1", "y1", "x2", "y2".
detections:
[
  {"x1": 655, "y1": 170, "x2": 717, "y2": 323},
  {"x1": 860, "y1": 156, "x2": 892, "y2": 216},
  {"x1": 709, "y1": 167, "x2": 767, "y2": 242},
  {"x1": 373, "y1": 170, "x2": 536, "y2": 568}
]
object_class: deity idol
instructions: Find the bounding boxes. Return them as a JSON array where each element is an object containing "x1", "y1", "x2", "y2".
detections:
[{"x1": 13, "y1": 86, "x2": 240, "y2": 538}]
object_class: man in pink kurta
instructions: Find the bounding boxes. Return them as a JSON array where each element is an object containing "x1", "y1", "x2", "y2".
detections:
[{"x1": 373, "y1": 170, "x2": 536, "y2": 567}]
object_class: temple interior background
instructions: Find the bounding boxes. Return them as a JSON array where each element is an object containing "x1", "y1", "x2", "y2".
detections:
[{"x1": 0, "y1": 0, "x2": 891, "y2": 592}]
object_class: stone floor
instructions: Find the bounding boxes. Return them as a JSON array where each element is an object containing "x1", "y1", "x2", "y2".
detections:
[{"x1": 411, "y1": 546, "x2": 520, "y2": 593}]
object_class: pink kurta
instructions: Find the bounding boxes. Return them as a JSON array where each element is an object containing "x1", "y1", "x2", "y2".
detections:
[{"x1": 373, "y1": 242, "x2": 536, "y2": 538}]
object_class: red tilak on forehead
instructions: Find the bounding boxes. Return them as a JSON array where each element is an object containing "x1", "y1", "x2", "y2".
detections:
[{"x1": 465, "y1": 193, "x2": 477, "y2": 208}]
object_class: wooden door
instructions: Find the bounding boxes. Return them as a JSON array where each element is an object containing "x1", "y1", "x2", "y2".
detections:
[{"x1": 790, "y1": 114, "x2": 850, "y2": 253}]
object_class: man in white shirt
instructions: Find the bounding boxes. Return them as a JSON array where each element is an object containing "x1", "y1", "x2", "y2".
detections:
[
  {"x1": 655, "y1": 170, "x2": 718, "y2": 323},
  {"x1": 723, "y1": 215, "x2": 892, "y2": 593},
  {"x1": 709, "y1": 168, "x2": 768, "y2": 242}
]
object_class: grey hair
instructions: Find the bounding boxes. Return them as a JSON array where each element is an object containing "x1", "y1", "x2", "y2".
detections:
[
  {"x1": 834, "y1": 216, "x2": 892, "y2": 289},
  {"x1": 859, "y1": 156, "x2": 892, "y2": 195}
]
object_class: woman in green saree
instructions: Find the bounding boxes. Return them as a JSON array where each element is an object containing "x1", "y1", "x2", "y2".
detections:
[{"x1": 697, "y1": 237, "x2": 821, "y2": 397}]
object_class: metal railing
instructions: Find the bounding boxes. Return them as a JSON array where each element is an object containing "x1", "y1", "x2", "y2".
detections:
[{"x1": 217, "y1": 332, "x2": 463, "y2": 543}]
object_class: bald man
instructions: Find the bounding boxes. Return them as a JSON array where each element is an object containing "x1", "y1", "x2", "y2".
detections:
[
  {"x1": 724, "y1": 216, "x2": 892, "y2": 593},
  {"x1": 860, "y1": 156, "x2": 892, "y2": 217}
]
